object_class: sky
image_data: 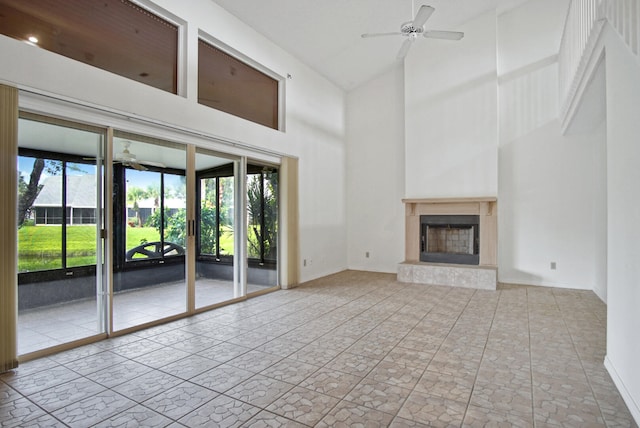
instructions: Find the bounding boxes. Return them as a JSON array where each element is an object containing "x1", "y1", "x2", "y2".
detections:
[
  {"x1": 18, "y1": 156, "x2": 96, "y2": 181},
  {"x1": 18, "y1": 156, "x2": 185, "y2": 196}
]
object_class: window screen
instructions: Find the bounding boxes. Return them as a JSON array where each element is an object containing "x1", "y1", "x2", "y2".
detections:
[
  {"x1": 0, "y1": 0, "x2": 178, "y2": 93},
  {"x1": 198, "y1": 39, "x2": 279, "y2": 130}
]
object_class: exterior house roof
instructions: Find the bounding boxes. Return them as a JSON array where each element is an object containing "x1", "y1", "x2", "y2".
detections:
[
  {"x1": 34, "y1": 175, "x2": 186, "y2": 209},
  {"x1": 33, "y1": 175, "x2": 97, "y2": 208}
]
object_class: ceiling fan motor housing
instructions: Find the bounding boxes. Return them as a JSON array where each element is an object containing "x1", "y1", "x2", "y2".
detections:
[{"x1": 401, "y1": 21, "x2": 424, "y2": 37}]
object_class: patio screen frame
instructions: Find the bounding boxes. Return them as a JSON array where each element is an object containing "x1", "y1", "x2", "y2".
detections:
[
  {"x1": 18, "y1": 143, "x2": 103, "y2": 285},
  {"x1": 196, "y1": 163, "x2": 278, "y2": 269}
]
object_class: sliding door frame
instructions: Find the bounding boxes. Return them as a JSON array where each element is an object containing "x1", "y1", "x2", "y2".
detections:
[{"x1": 3, "y1": 89, "x2": 296, "y2": 363}]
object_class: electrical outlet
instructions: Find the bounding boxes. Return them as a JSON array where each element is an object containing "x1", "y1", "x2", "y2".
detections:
[
  {"x1": 550, "y1": 262, "x2": 557, "y2": 270},
  {"x1": 366, "y1": 251, "x2": 370, "y2": 258}
]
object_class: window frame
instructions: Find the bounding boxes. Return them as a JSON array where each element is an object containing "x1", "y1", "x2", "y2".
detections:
[
  {"x1": 17, "y1": 148, "x2": 99, "y2": 284},
  {"x1": 196, "y1": 163, "x2": 235, "y2": 264},
  {"x1": 196, "y1": 163, "x2": 278, "y2": 268},
  {"x1": 246, "y1": 166, "x2": 278, "y2": 266},
  {"x1": 115, "y1": 164, "x2": 187, "y2": 271}
]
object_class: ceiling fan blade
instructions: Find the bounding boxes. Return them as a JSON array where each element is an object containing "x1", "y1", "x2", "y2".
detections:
[
  {"x1": 397, "y1": 38, "x2": 414, "y2": 60},
  {"x1": 413, "y1": 5, "x2": 435, "y2": 28},
  {"x1": 361, "y1": 32, "x2": 402, "y2": 38},
  {"x1": 424, "y1": 30, "x2": 464, "y2": 40},
  {"x1": 138, "y1": 160, "x2": 167, "y2": 168},
  {"x1": 129, "y1": 162, "x2": 147, "y2": 171}
]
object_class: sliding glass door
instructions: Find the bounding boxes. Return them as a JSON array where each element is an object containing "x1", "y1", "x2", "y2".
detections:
[
  {"x1": 15, "y1": 113, "x2": 282, "y2": 358},
  {"x1": 17, "y1": 116, "x2": 106, "y2": 355},
  {"x1": 194, "y1": 148, "x2": 238, "y2": 308},
  {"x1": 246, "y1": 165, "x2": 279, "y2": 292},
  {"x1": 112, "y1": 135, "x2": 187, "y2": 331}
]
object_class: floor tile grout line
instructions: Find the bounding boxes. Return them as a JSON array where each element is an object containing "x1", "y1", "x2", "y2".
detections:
[
  {"x1": 276, "y1": 279, "x2": 422, "y2": 425},
  {"x1": 552, "y1": 288, "x2": 611, "y2": 427},
  {"x1": 252, "y1": 277, "x2": 455, "y2": 426},
  {"x1": 4, "y1": 273, "x2": 634, "y2": 427},
  {"x1": 526, "y1": 287, "x2": 537, "y2": 428},
  {"x1": 459, "y1": 288, "x2": 501, "y2": 426}
]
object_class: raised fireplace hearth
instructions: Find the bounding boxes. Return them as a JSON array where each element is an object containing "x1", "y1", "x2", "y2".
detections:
[{"x1": 400, "y1": 197, "x2": 497, "y2": 290}]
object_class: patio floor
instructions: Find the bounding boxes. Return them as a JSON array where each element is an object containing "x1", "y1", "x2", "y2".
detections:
[{"x1": 18, "y1": 279, "x2": 274, "y2": 356}]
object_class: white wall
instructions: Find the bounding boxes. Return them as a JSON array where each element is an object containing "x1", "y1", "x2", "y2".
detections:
[
  {"x1": 404, "y1": 10, "x2": 498, "y2": 198},
  {"x1": 602, "y1": 26, "x2": 640, "y2": 423},
  {"x1": 566, "y1": 60, "x2": 608, "y2": 302},
  {"x1": 402, "y1": 0, "x2": 601, "y2": 290},
  {"x1": 353, "y1": 0, "x2": 601, "y2": 291},
  {"x1": 496, "y1": 0, "x2": 568, "y2": 76},
  {"x1": 0, "y1": 0, "x2": 348, "y2": 283},
  {"x1": 496, "y1": 0, "x2": 605, "y2": 289},
  {"x1": 498, "y1": 111, "x2": 606, "y2": 289},
  {"x1": 346, "y1": 66, "x2": 405, "y2": 273}
]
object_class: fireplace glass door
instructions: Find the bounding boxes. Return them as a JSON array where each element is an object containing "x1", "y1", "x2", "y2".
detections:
[{"x1": 420, "y1": 215, "x2": 479, "y2": 265}]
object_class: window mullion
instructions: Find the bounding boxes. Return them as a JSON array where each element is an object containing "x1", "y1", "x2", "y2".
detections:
[
  {"x1": 160, "y1": 173, "x2": 165, "y2": 259},
  {"x1": 62, "y1": 161, "x2": 67, "y2": 269},
  {"x1": 260, "y1": 173, "x2": 266, "y2": 265},
  {"x1": 216, "y1": 177, "x2": 221, "y2": 261}
]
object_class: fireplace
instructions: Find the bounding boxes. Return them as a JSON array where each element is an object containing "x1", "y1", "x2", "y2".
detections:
[
  {"x1": 420, "y1": 215, "x2": 479, "y2": 265},
  {"x1": 399, "y1": 198, "x2": 497, "y2": 290}
]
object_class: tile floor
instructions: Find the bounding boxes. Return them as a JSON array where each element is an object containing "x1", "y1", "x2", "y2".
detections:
[{"x1": 2, "y1": 271, "x2": 637, "y2": 427}]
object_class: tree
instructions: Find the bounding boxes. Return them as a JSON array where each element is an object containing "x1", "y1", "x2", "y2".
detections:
[
  {"x1": 200, "y1": 178, "x2": 218, "y2": 255},
  {"x1": 247, "y1": 172, "x2": 278, "y2": 261},
  {"x1": 17, "y1": 158, "x2": 63, "y2": 227},
  {"x1": 18, "y1": 158, "x2": 44, "y2": 227},
  {"x1": 126, "y1": 186, "x2": 147, "y2": 226},
  {"x1": 146, "y1": 184, "x2": 160, "y2": 209},
  {"x1": 168, "y1": 176, "x2": 187, "y2": 199},
  {"x1": 199, "y1": 205, "x2": 217, "y2": 254}
]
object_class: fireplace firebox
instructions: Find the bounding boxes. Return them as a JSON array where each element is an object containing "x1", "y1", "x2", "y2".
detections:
[{"x1": 420, "y1": 215, "x2": 479, "y2": 265}]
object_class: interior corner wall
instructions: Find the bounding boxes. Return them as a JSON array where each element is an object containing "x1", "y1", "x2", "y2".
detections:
[
  {"x1": 602, "y1": 26, "x2": 640, "y2": 423},
  {"x1": 564, "y1": 58, "x2": 608, "y2": 303},
  {"x1": 497, "y1": 59, "x2": 605, "y2": 289},
  {"x1": 0, "y1": 0, "x2": 349, "y2": 285},
  {"x1": 346, "y1": 66, "x2": 405, "y2": 273},
  {"x1": 496, "y1": 0, "x2": 603, "y2": 289},
  {"x1": 498, "y1": 110, "x2": 606, "y2": 289},
  {"x1": 404, "y1": 10, "x2": 499, "y2": 199}
]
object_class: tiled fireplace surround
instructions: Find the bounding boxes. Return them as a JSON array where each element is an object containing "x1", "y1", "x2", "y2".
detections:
[{"x1": 398, "y1": 198, "x2": 498, "y2": 290}]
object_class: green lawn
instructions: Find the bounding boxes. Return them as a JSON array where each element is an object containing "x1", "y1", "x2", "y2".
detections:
[
  {"x1": 126, "y1": 227, "x2": 161, "y2": 249},
  {"x1": 19, "y1": 225, "x2": 64, "y2": 272},
  {"x1": 18, "y1": 225, "x2": 235, "y2": 272},
  {"x1": 18, "y1": 225, "x2": 162, "y2": 272}
]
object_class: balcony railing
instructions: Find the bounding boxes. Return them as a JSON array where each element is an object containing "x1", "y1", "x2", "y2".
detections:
[
  {"x1": 603, "y1": 0, "x2": 640, "y2": 55},
  {"x1": 559, "y1": 0, "x2": 639, "y2": 122}
]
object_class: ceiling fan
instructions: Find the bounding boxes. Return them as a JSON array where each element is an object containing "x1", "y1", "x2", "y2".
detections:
[
  {"x1": 113, "y1": 141, "x2": 166, "y2": 171},
  {"x1": 361, "y1": 2, "x2": 464, "y2": 60}
]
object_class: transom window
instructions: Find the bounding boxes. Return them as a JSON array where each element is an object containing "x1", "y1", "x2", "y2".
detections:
[
  {"x1": 198, "y1": 39, "x2": 280, "y2": 129},
  {"x1": 0, "y1": 0, "x2": 178, "y2": 93}
]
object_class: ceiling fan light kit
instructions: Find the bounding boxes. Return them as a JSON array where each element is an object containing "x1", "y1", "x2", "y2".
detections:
[{"x1": 361, "y1": 3, "x2": 464, "y2": 59}]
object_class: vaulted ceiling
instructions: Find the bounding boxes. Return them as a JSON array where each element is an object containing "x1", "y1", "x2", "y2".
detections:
[{"x1": 211, "y1": 0, "x2": 530, "y2": 91}]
